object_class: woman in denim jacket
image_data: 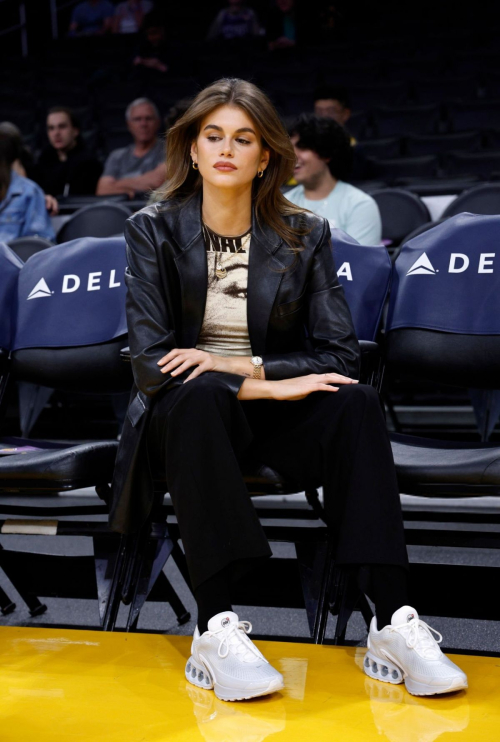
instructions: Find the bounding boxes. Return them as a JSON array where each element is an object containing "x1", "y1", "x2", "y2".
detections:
[{"x1": 0, "y1": 133, "x2": 55, "y2": 244}]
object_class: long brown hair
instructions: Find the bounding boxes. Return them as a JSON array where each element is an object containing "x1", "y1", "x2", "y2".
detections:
[{"x1": 153, "y1": 78, "x2": 309, "y2": 256}]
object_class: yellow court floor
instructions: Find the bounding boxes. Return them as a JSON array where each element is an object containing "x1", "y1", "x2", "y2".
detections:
[{"x1": 0, "y1": 626, "x2": 498, "y2": 742}]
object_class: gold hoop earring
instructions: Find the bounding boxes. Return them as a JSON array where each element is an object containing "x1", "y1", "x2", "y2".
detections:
[
  {"x1": 192, "y1": 161, "x2": 199, "y2": 170},
  {"x1": 257, "y1": 170, "x2": 264, "y2": 178}
]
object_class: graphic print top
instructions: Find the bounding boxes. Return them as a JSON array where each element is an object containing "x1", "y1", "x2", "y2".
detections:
[{"x1": 196, "y1": 222, "x2": 252, "y2": 357}]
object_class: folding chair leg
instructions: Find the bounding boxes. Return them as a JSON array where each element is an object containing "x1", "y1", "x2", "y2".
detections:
[
  {"x1": 0, "y1": 584, "x2": 16, "y2": 615},
  {"x1": 295, "y1": 536, "x2": 335, "y2": 644},
  {"x1": 101, "y1": 535, "x2": 129, "y2": 631},
  {"x1": 331, "y1": 568, "x2": 366, "y2": 645},
  {"x1": 125, "y1": 522, "x2": 191, "y2": 631},
  {"x1": 0, "y1": 545, "x2": 47, "y2": 617}
]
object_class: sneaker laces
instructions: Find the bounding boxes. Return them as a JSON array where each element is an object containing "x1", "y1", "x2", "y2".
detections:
[
  {"x1": 390, "y1": 616, "x2": 443, "y2": 659},
  {"x1": 208, "y1": 621, "x2": 266, "y2": 663}
]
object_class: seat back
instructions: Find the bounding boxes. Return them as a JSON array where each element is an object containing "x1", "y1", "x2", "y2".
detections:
[
  {"x1": 371, "y1": 188, "x2": 430, "y2": 245},
  {"x1": 331, "y1": 229, "x2": 391, "y2": 341},
  {"x1": 405, "y1": 131, "x2": 481, "y2": 157},
  {"x1": 367, "y1": 155, "x2": 438, "y2": 181},
  {"x1": 373, "y1": 104, "x2": 440, "y2": 138},
  {"x1": 441, "y1": 184, "x2": 500, "y2": 218},
  {"x1": 0, "y1": 242, "x2": 23, "y2": 354},
  {"x1": 11, "y1": 237, "x2": 131, "y2": 393},
  {"x1": 7, "y1": 236, "x2": 53, "y2": 262},
  {"x1": 386, "y1": 213, "x2": 500, "y2": 388},
  {"x1": 445, "y1": 150, "x2": 500, "y2": 179},
  {"x1": 56, "y1": 202, "x2": 132, "y2": 244}
]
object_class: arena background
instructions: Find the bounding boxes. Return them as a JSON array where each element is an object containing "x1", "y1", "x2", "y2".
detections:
[{"x1": 1, "y1": 4, "x2": 500, "y2": 739}]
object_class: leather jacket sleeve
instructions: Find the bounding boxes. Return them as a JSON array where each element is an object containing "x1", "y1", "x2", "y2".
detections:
[
  {"x1": 262, "y1": 220, "x2": 361, "y2": 380},
  {"x1": 124, "y1": 215, "x2": 245, "y2": 398}
]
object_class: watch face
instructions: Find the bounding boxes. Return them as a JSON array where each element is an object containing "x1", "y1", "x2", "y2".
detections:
[{"x1": 252, "y1": 356, "x2": 263, "y2": 365}]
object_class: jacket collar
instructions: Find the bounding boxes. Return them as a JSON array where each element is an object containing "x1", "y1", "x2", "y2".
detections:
[{"x1": 170, "y1": 189, "x2": 283, "y2": 256}]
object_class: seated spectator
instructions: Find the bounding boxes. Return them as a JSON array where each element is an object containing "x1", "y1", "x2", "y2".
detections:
[
  {"x1": 132, "y1": 11, "x2": 169, "y2": 77},
  {"x1": 286, "y1": 115, "x2": 382, "y2": 245},
  {"x1": 206, "y1": 0, "x2": 261, "y2": 42},
  {"x1": 314, "y1": 84, "x2": 351, "y2": 126},
  {"x1": 112, "y1": 0, "x2": 153, "y2": 34},
  {"x1": 0, "y1": 133, "x2": 55, "y2": 243},
  {"x1": 313, "y1": 84, "x2": 356, "y2": 142},
  {"x1": 267, "y1": 0, "x2": 296, "y2": 52},
  {"x1": 35, "y1": 107, "x2": 102, "y2": 198},
  {"x1": 96, "y1": 98, "x2": 166, "y2": 198},
  {"x1": 68, "y1": 0, "x2": 114, "y2": 36}
]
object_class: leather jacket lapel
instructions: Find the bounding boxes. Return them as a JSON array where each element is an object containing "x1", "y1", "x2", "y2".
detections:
[
  {"x1": 247, "y1": 211, "x2": 286, "y2": 355},
  {"x1": 173, "y1": 192, "x2": 207, "y2": 348}
]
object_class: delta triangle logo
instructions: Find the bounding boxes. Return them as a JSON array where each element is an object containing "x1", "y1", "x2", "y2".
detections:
[
  {"x1": 27, "y1": 278, "x2": 53, "y2": 300},
  {"x1": 406, "y1": 252, "x2": 437, "y2": 276}
]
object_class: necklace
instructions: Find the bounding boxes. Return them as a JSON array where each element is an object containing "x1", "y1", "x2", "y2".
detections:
[{"x1": 202, "y1": 222, "x2": 251, "y2": 279}]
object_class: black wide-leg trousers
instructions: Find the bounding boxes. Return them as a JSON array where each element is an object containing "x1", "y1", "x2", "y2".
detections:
[{"x1": 147, "y1": 373, "x2": 408, "y2": 592}]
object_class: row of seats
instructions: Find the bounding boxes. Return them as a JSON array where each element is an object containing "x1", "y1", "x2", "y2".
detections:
[
  {"x1": 6, "y1": 184, "x2": 500, "y2": 268},
  {"x1": 1, "y1": 214, "x2": 500, "y2": 634}
]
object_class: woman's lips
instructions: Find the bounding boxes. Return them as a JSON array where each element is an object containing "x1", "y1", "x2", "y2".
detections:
[{"x1": 214, "y1": 163, "x2": 237, "y2": 171}]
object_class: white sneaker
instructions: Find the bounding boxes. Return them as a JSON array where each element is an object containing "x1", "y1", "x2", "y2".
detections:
[
  {"x1": 185, "y1": 611, "x2": 284, "y2": 702},
  {"x1": 364, "y1": 605, "x2": 468, "y2": 696}
]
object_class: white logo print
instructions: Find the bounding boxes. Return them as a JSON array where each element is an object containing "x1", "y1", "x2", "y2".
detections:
[
  {"x1": 406, "y1": 253, "x2": 438, "y2": 276},
  {"x1": 27, "y1": 278, "x2": 53, "y2": 299}
]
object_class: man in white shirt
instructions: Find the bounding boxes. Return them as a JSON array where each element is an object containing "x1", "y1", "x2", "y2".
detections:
[{"x1": 286, "y1": 115, "x2": 382, "y2": 245}]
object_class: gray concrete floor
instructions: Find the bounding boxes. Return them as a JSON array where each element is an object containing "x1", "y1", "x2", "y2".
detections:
[{"x1": 1, "y1": 490, "x2": 499, "y2": 654}]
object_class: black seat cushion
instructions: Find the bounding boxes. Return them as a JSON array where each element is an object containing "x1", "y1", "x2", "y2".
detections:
[
  {"x1": 0, "y1": 438, "x2": 118, "y2": 491},
  {"x1": 391, "y1": 433, "x2": 500, "y2": 496}
]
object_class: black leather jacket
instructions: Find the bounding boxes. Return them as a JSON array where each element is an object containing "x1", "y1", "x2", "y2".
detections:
[{"x1": 109, "y1": 190, "x2": 360, "y2": 533}]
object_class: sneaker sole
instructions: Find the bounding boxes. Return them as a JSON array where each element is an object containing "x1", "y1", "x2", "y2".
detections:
[
  {"x1": 186, "y1": 654, "x2": 284, "y2": 702},
  {"x1": 363, "y1": 650, "x2": 468, "y2": 696},
  {"x1": 185, "y1": 655, "x2": 214, "y2": 690}
]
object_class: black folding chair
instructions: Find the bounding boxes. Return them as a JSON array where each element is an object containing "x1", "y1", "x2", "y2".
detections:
[
  {"x1": 7, "y1": 236, "x2": 54, "y2": 262},
  {"x1": 385, "y1": 213, "x2": 500, "y2": 622},
  {"x1": 371, "y1": 188, "x2": 431, "y2": 247},
  {"x1": 56, "y1": 202, "x2": 132, "y2": 243},
  {"x1": 441, "y1": 184, "x2": 500, "y2": 218},
  {"x1": 0, "y1": 237, "x2": 190, "y2": 629}
]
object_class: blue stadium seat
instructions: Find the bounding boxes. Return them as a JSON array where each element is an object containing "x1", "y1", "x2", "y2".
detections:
[
  {"x1": 367, "y1": 154, "x2": 438, "y2": 181},
  {"x1": 412, "y1": 76, "x2": 478, "y2": 104},
  {"x1": 332, "y1": 230, "x2": 391, "y2": 341},
  {"x1": 447, "y1": 100, "x2": 500, "y2": 132},
  {"x1": 444, "y1": 150, "x2": 500, "y2": 179},
  {"x1": 371, "y1": 188, "x2": 431, "y2": 245},
  {"x1": 386, "y1": 215, "x2": 500, "y2": 498},
  {"x1": 405, "y1": 131, "x2": 481, "y2": 157},
  {"x1": 441, "y1": 184, "x2": 500, "y2": 218},
  {"x1": 373, "y1": 104, "x2": 441, "y2": 138}
]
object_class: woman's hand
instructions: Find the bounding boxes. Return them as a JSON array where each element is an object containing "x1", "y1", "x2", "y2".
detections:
[
  {"x1": 270, "y1": 373, "x2": 358, "y2": 401},
  {"x1": 157, "y1": 348, "x2": 222, "y2": 381}
]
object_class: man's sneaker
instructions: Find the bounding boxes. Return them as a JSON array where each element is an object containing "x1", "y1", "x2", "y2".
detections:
[
  {"x1": 185, "y1": 611, "x2": 284, "y2": 702},
  {"x1": 363, "y1": 606, "x2": 468, "y2": 696}
]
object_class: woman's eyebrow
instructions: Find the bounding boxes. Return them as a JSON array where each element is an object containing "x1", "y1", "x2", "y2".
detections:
[{"x1": 203, "y1": 124, "x2": 256, "y2": 135}]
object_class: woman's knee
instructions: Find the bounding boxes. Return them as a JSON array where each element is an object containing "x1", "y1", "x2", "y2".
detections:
[
  {"x1": 336, "y1": 383, "x2": 383, "y2": 412},
  {"x1": 169, "y1": 373, "x2": 235, "y2": 415}
]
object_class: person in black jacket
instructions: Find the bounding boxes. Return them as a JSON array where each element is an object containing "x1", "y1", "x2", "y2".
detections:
[
  {"x1": 110, "y1": 78, "x2": 467, "y2": 702},
  {"x1": 35, "y1": 107, "x2": 102, "y2": 197}
]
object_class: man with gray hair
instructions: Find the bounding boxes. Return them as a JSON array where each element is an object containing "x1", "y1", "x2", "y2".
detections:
[{"x1": 96, "y1": 98, "x2": 165, "y2": 198}]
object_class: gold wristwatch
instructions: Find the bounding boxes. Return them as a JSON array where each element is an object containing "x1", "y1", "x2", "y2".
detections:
[{"x1": 250, "y1": 356, "x2": 263, "y2": 379}]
